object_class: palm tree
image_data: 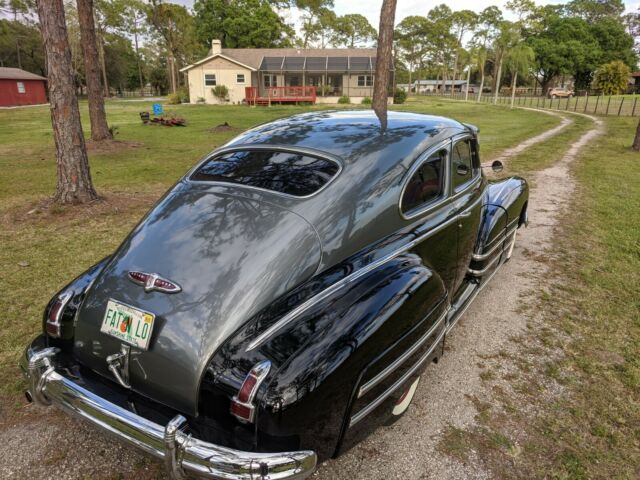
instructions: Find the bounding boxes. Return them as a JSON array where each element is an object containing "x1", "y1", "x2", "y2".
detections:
[
  {"x1": 471, "y1": 45, "x2": 488, "y2": 103},
  {"x1": 506, "y1": 43, "x2": 535, "y2": 108},
  {"x1": 492, "y1": 21, "x2": 519, "y2": 104}
]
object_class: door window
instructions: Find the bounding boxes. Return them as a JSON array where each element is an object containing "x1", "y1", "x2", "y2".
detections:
[
  {"x1": 451, "y1": 139, "x2": 476, "y2": 192},
  {"x1": 401, "y1": 149, "x2": 446, "y2": 215}
]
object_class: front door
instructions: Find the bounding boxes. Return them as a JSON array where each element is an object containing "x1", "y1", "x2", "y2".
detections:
[
  {"x1": 400, "y1": 144, "x2": 460, "y2": 295},
  {"x1": 450, "y1": 135, "x2": 484, "y2": 293}
]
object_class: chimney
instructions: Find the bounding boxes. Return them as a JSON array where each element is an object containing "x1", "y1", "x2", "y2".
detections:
[{"x1": 211, "y1": 39, "x2": 222, "y2": 56}]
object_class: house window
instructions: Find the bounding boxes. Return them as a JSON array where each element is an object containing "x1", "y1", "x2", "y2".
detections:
[
  {"x1": 16, "y1": 81, "x2": 25, "y2": 93},
  {"x1": 205, "y1": 74, "x2": 216, "y2": 86},
  {"x1": 264, "y1": 74, "x2": 277, "y2": 87},
  {"x1": 357, "y1": 75, "x2": 373, "y2": 87},
  {"x1": 236, "y1": 74, "x2": 245, "y2": 84}
]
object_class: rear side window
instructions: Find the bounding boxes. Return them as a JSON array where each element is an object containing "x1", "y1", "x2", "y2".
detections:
[
  {"x1": 191, "y1": 150, "x2": 340, "y2": 197},
  {"x1": 401, "y1": 149, "x2": 446, "y2": 214}
]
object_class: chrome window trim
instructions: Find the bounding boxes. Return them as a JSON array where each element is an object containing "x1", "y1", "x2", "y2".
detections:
[
  {"x1": 357, "y1": 307, "x2": 448, "y2": 399},
  {"x1": 349, "y1": 326, "x2": 446, "y2": 427},
  {"x1": 246, "y1": 193, "x2": 484, "y2": 351},
  {"x1": 450, "y1": 133, "x2": 481, "y2": 194},
  {"x1": 399, "y1": 139, "x2": 452, "y2": 220},
  {"x1": 187, "y1": 145, "x2": 344, "y2": 200}
]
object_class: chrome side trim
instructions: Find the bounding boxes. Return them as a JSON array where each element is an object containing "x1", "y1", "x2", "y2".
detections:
[
  {"x1": 247, "y1": 194, "x2": 485, "y2": 351},
  {"x1": 21, "y1": 344, "x2": 317, "y2": 480},
  {"x1": 349, "y1": 326, "x2": 446, "y2": 427},
  {"x1": 482, "y1": 218, "x2": 519, "y2": 250},
  {"x1": 468, "y1": 252, "x2": 502, "y2": 276},
  {"x1": 357, "y1": 308, "x2": 448, "y2": 399},
  {"x1": 472, "y1": 236, "x2": 504, "y2": 261}
]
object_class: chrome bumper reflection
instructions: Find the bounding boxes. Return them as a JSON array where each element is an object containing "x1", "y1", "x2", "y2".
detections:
[{"x1": 20, "y1": 342, "x2": 316, "y2": 480}]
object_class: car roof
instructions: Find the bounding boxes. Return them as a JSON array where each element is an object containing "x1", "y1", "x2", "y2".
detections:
[{"x1": 223, "y1": 110, "x2": 469, "y2": 167}]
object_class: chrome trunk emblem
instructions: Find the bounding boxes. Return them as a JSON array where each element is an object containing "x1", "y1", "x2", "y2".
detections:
[{"x1": 128, "y1": 271, "x2": 181, "y2": 293}]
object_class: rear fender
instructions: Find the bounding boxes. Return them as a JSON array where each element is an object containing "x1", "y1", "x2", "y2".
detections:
[{"x1": 201, "y1": 250, "x2": 446, "y2": 460}]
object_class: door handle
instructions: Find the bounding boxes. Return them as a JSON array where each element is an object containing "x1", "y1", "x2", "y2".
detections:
[{"x1": 458, "y1": 210, "x2": 472, "y2": 218}]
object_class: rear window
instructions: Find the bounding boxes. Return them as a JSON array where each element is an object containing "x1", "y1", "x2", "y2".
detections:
[{"x1": 191, "y1": 150, "x2": 340, "y2": 197}]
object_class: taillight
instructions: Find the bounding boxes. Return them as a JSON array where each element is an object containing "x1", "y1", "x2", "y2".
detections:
[
  {"x1": 45, "y1": 292, "x2": 72, "y2": 338},
  {"x1": 230, "y1": 360, "x2": 271, "y2": 424}
]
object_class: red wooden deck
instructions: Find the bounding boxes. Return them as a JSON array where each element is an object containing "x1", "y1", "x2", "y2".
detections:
[{"x1": 245, "y1": 86, "x2": 316, "y2": 105}]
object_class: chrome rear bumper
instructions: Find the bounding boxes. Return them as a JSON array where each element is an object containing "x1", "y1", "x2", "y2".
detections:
[{"x1": 20, "y1": 341, "x2": 316, "y2": 480}]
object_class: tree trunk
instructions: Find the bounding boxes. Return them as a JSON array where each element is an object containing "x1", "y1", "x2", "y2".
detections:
[
  {"x1": 134, "y1": 18, "x2": 144, "y2": 95},
  {"x1": 465, "y1": 66, "x2": 471, "y2": 101},
  {"x1": 493, "y1": 55, "x2": 503, "y2": 104},
  {"x1": 477, "y1": 71, "x2": 484, "y2": 103},
  {"x1": 372, "y1": 0, "x2": 397, "y2": 130},
  {"x1": 37, "y1": 0, "x2": 98, "y2": 204},
  {"x1": 510, "y1": 71, "x2": 517, "y2": 108},
  {"x1": 77, "y1": 0, "x2": 112, "y2": 141},
  {"x1": 632, "y1": 117, "x2": 640, "y2": 151},
  {"x1": 96, "y1": 26, "x2": 109, "y2": 97}
]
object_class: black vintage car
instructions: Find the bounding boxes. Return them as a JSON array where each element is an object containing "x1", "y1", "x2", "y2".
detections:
[{"x1": 22, "y1": 111, "x2": 528, "y2": 479}]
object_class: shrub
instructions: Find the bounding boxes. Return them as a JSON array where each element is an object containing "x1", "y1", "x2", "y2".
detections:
[
  {"x1": 167, "y1": 92, "x2": 181, "y2": 104},
  {"x1": 337, "y1": 95, "x2": 350, "y2": 104},
  {"x1": 196, "y1": 96, "x2": 206, "y2": 104},
  {"x1": 361, "y1": 96, "x2": 372, "y2": 105},
  {"x1": 593, "y1": 60, "x2": 630, "y2": 95},
  {"x1": 394, "y1": 88, "x2": 408, "y2": 104},
  {"x1": 212, "y1": 85, "x2": 229, "y2": 102},
  {"x1": 319, "y1": 85, "x2": 332, "y2": 96},
  {"x1": 177, "y1": 86, "x2": 190, "y2": 103}
]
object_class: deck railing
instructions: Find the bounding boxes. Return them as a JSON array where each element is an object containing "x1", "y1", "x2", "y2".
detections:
[{"x1": 245, "y1": 86, "x2": 317, "y2": 104}]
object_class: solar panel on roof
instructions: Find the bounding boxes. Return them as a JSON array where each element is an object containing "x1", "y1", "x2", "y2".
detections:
[
  {"x1": 260, "y1": 56, "x2": 284, "y2": 71},
  {"x1": 305, "y1": 57, "x2": 326, "y2": 71},
  {"x1": 327, "y1": 57, "x2": 348, "y2": 71},
  {"x1": 283, "y1": 56, "x2": 305, "y2": 71},
  {"x1": 349, "y1": 57, "x2": 371, "y2": 71}
]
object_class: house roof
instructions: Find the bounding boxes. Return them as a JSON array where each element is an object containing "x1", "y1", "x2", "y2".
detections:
[
  {"x1": 180, "y1": 47, "x2": 380, "y2": 73},
  {"x1": 0, "y1": 67, "x2": 46, "y2": 81}
]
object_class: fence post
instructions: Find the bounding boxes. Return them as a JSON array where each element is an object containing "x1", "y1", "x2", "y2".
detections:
[
  {"x1": 605, "y1": 96, "x2": 611, "y2": 116},
  {"x1": 584, "y1": 94, "x2": 589, "y2": 113},
  {"x1": 594, "y1": 95, "x2": 600, "y2": 114},
  {"x1": 633, "y1": 97, "x2": 638, "y2": 117},
  {"x1": 574, "y1": 96, "x2": 578, "y2": 111},
  {"x1": 566, "y1": 97, "x2": 571, "y2": 111},
  {"x1": 618, "y1": 97, "x2": 625, "y2": 117}
]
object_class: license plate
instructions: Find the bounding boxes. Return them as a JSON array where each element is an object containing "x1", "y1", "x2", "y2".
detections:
[{"x1": 100, "y1": 299, "x2": 155, "y2": 350}]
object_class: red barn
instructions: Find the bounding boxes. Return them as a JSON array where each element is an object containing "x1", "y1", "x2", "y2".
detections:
[{"x1": 0, "y1": 67, "x2": 47, "y2": 107}]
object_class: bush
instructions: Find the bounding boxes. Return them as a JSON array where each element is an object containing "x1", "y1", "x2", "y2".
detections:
[
  {"x1": 338, "y1": 95, "x2": 350, "y2": 104},
  {"x1": 319, "y1": 85, "x2": 332, "y2": 96},
  {"x1": 212, "y1": 85, "x2": 229, "y2": 102},
  {"x1": 593, "y1": 60, "x2": 630, "y2": 95},
  {"x1": 394, "y1": 88, "x2": 407, "y2": 104},
  {"x1": 167, "y1": 92, "x2": 181, "y2": 104},
  {"x1": 177, "y1": 86, "x2": 189, "y2": 103},
  {"x1": 196, "y1": 96, "x2": 206, "y2": 104},
  {"x1": 361, "y1": 96, "x2": 372, "y2": 105}
]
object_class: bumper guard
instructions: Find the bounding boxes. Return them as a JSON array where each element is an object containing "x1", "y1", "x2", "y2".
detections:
[{"x1": 20, "y1": 342, "x2": 316, "y2": 480}]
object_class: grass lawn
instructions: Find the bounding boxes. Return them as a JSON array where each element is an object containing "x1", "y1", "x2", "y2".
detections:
[{"x1": 0, "y1": 98, "x2": 559, "y2": 407}]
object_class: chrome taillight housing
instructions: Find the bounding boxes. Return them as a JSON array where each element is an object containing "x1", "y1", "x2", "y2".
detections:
[
  {"x1": 45, "y1": 292, "x2": 72, "y2": 338},
  {"x1": 230, "y1": 360, "x2": 271, "y2": 424}
]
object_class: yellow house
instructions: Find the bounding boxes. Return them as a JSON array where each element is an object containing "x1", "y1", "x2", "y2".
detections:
[{"x1": 180, "y1": 40, "x2": 393, "y2": 105}]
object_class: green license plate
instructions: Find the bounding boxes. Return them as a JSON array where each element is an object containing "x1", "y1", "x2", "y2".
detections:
[{"x1": 100, "y1": 299, "x2": 155, "y2": 350}]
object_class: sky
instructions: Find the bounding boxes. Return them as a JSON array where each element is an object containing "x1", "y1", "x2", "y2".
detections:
[{"x1": 173, "y1": 0, "x2": 640, "y2": 28}]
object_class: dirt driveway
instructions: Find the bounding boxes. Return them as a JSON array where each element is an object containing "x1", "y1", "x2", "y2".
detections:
[{"x1": 0, "y1": 111, "x2": 601, "y2": 480}]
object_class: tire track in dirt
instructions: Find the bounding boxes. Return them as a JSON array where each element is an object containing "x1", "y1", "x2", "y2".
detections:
[
  {"x1": 484, "y1": 108, "x2": 572, "y2": 167},
  {"x1": 314, "y1": 112, "x2": 603, "y2": 479}
]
